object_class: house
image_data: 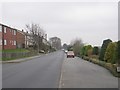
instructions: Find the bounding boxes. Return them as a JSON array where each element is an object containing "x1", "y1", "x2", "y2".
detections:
[
  {"x1": 0, "y1": 25, "x2": 2, "y2": 50},
  {"x1": 0, "y1": 23, "x2": 26, "y2": 50},
  {"x1": 17, "y1": 30, "x2": 25, "y2": 48},
  {"x1": 0, "y1": 24, "x2": 17, "y2": 50},
  {"x1": 25, "y1": 32, "x2": 34, "y2": 48},
  {"x1": 0, "y1": 23, "x2": 49, "y2": 50}
]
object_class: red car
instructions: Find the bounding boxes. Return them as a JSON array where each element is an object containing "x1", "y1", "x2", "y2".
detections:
[{"x1": 67, "y1": 51, "x2": 75, "y2": 58}]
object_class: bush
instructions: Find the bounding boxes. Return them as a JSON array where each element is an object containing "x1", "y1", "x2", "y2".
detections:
[
  {"x1": 91, "y1": 58, "x2": 99, "y2": 64},
  {"x1": 92, "y1": 46, "x2": 99, "y2": 55},
  {"x1": 83, "y1": 57, "x2": 120, "y2": 77},
  {"x1": 90, "y1": 55, "x2": 99, "y2": 59},
  {"x1": 104, "y1": 42, "x2": 118, "y2": 64},
  {"x1": 83, "y1": 56, "x2": 90, "y2": 61},
  {"x1": 99, "y1": 39, "x2": 112, "y2": 61}
]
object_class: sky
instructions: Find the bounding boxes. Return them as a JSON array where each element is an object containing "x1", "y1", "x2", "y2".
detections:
[{"x1": 0, "y1": 0, "x2": 119, "y2": 46}]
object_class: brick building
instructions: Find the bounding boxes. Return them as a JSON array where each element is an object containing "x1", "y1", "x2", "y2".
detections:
[
  {"x1": 0, "y1": 23, "x2": 25, "y2": 50},
  {"x1": 0, "y1": 23, "x2": 49, "y2": 50},
  {"x1": 0, "y1": 25, "x2": 2, "y2": 50},
  {"x1": 0, "y1": 24, "x2": 17, "y2": 50},
  {"x1": 17, "y1": 30, "x2": 25, "y2": 48}
]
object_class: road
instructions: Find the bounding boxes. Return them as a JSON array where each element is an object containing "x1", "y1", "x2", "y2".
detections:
[
  {"x1": 2, "y1": 50, "x2": 118, "y2": 88},
  {"x1": 2, "y1": 51, "x2": 64, "y2": 88}
]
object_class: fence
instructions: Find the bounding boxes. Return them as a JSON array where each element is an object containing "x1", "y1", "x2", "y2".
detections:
[{"x1": 2, "y1": 51, "x2": 38, "y2": 61}]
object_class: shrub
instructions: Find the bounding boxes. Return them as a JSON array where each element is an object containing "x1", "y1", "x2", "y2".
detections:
[
  {"x1": 92, "y1": 46, "x2": 99, "y2": 55},
  {"x1": 104, "y1": 42, "x2": 117, "y2": 64},
  {"x1": 99, "y1": 39, "x2": 112, "y2": 61}
]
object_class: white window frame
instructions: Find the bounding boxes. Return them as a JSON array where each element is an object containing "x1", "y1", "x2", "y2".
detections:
[
  {"x1": 12, "y1": 40, "x2": 13, "y2": 45},
  {"x1": 4, "y1": 40, "x2": 7, "y2": 45},
  {"x1": 0, "y1": 25, "x2": 2, "y2": 32},
  {"x1": 14, "y1": 30, "x2": 16, "y2": 35},
  {"x1": 4, "y1": 27, "x2": 7, "y2": 33},
  {"x1": 14, "y1": 40, "x2": 16, "y2": 45}
]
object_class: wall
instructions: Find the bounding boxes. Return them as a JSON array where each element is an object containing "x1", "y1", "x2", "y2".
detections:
[
  {"x1": 17, "y1": 31, "x2": 25, "y2": 48},
  {"x1": 3, "y1": 26, "x2": 17, "y2": 49}
]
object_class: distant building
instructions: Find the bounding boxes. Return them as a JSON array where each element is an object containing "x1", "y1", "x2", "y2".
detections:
[{"x1": 49, "y1": 37, "x2": 61, "y2": 50}]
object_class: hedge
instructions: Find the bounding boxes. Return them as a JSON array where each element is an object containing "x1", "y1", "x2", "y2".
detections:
[{"x1": 82, "y1": 56, "x2": 120, "y2": 77}]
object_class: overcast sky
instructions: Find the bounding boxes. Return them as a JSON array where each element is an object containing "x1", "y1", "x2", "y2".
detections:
[{"x1": 1, "y1": 1, "x2": 118, "y2": 46}]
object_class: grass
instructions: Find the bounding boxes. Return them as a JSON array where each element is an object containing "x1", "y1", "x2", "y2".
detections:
[
  {"x1": 1, "y1": 49, "x2": 39, "y2": 61},
  {"x1": 2, "y1": 54, "x2": 36, "y2": 61},
  {"x1": 2, "y1": 52, "x2": 39, "y2": 61},
  {"x1": 2, "y1": 49, "x2": 30, "y2": 53}
]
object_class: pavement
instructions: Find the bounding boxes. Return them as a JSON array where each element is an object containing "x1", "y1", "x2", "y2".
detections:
[{"x1": 59, "y1": 56, "x2": 118, "y2": 88}]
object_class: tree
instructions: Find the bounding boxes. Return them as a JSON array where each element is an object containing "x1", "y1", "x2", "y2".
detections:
[
  {"x1": 118, "y1": 41, "x2": 120, "y2": 64},
  {"x1": 80, "y1": 46, "x2": 86, "y2": 57},
  {"x1": 62, "y1": 43, "x2": 68, "y2": 50},
  {"x1": 85, "y1": 45, "x2": 93, "y2": 57},
  {"x1": 26, "y1": 23, "x2": 45, "y2": 52},
  {"x1": 92, "y1": 46, "x2": 99, "y2": 55},
  {"x1": 70, "y1": 38, "x2": 83, "y2": 56},
  {"x1": 104, "y1": 42, "x2": 117, "y2": 63},
  {"x1": 80, "y1": 45, "x2": 93, "y2": 56},
  {"x1": 99, "y1": 39, "x2": 112, "y2": 61},
  {"x1": 67, "y1": 45, "x2": 73, "y2": 51},
  {"x1": 112, "y1": 42, "x2": 118, "y2": 64}
]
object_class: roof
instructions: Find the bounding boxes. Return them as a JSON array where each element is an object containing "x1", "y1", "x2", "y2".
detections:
[{"x1": 0, "y1": 23, "x2": 21, "y2": 31}]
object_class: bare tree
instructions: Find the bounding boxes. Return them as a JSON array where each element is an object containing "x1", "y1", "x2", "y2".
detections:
[
  {"x1": 70, "y1": 38, "x2": 84, "y2": 56},
  {"x1": 25, "y1": 23, "x2": 45, "y2": 52}
]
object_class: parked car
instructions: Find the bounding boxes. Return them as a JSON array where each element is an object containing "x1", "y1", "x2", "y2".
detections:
[
  {"x1": 67, "y1": 51, "x2": 75, "y2": 58},
  {"x1": 64, "y1": 50, "x2": 68, "y2": 54},
  {"x1": 39, "y1": 50, "x2": 45, "y2": 53}
]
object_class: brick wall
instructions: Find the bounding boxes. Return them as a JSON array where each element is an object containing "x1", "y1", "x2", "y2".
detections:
[
  {"x1": 3, "y1": 26, "x2": 17, "y2": 50},
  {"x1": 17, "y1": 31, "x2": 25, "y2": 48}
]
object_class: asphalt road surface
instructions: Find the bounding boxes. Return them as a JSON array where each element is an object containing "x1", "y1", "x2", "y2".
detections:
[
  {"x1": 2, "y1": 50, "x2": 118, "y2": 88},
  {"x1": 2, "y1": 51, "x2": 64, "y2": 88}
]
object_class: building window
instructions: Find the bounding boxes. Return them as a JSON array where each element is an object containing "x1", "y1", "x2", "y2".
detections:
[
  {"x1": 9, "y1": 29, "x2": 11, "y2": 32},
  {"x1": 12, "y1": 41, "x2": 13, "y2": 45},
  {"x1": 14, "y1": 30, "x2": 16, "y2": 35},
  {"x1": 0, "y1": 39, "x2": 2, "y2": 45},
  {"x1": 4, "y1": 27, "x2": 7, "y2": 33},
  {"x1": 14, "y1": 41, "x2": 16, "y2": 45},
  {"x1": 0, "y1": 25, "x2": 2, "y2": 32},
  {"x1": 4, "y1": 40, "x2": 7, "y2": 45}
]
